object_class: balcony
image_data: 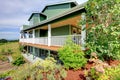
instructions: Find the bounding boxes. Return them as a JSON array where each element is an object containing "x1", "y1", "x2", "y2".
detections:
[{"x1": 19, "y1": 35, "x2": 81, "y2": 47}]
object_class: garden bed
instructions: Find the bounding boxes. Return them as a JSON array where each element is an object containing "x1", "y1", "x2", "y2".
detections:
[{"x1": 65, "y1": 60, "x2": 120, "y2": 80}]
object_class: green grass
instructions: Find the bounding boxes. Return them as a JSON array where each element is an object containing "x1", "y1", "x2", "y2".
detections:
[{"x1": 0, "y1": 42, "x2": 21, "y2": 60}]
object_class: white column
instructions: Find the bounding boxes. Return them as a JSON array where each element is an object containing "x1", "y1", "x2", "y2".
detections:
[
  {"x1": 33, "y1": 29, "x2": 35, "y2": 44},
  {"x1": 81, "y1": 13, "x2": 86, "y2": 50},
  {"x1": 48, "y1": 24, "x2": 51, "y2": 46},
  {"x1": 26, "y1": 31, "x2": 28, "y2": 43}
]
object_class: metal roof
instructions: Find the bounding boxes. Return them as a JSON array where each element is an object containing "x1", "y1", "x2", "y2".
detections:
[{"x1": 23, "y1": 2, "x2": 87, "y2": 31}]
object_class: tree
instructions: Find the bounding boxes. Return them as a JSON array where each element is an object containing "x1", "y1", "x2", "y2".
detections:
[{"x1": 83, "y1": 0, "x2": 120, "y2": 60}]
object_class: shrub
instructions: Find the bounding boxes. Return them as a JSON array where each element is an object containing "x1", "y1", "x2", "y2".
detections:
[
  {"x1": 7, "y1": 49, "x2": 13, "y2": 55},
  {"x1": 93, "y1": 65, "x2": 120, "y2": 80},
  {"x1": 12, "y1": 56, "x2": 25, "y2": 66},
  {"x1": 33, "y1": 57, "x2": 57, "y2": 72},
  {"x1": 19, "y1": 45, "x2": 24, "y2": 52},
  {"x1": 58, "y1": 38, "x2": 87, "y2": 70},
  {"x1": 84, "y1": 0, "x2": 120, "y2": 60},
  {"x1": 10, "y1": 57, "x2": 67, "y2": 80}
]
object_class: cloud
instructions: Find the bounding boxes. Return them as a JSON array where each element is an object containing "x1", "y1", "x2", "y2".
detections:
[
  {"x1": 0, "y1": 32, "x2": 18, "y2": 35},
  {"x1": 0, "y1": 32, "x2": 19, "y2": 40}
]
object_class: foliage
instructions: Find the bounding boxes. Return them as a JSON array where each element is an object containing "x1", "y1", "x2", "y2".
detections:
[
  {"x1": 0, "y1": 72, "x2": 9, "y2": 78},
  {"x1": 58, "y1": 38, "x2": 87, "y2": 70},
  {"x1": 60, "y1": 68, "x2": 67, "y2": 79},
  {"x1": 0, "y1": 49, "x2": 6, "y2": 55},
  {"x1": 19, "y1": 45, "x2": 24, "y2": 52},
  {"x1": 10, "y1": 63, "x2": 32, "y2": 80},
  {"x1": 0, "y1": 42, "x2": 22, "y2": 60},
  {"x1": 9, "y1": 57, "x2": 67, "y2": 80},
  {"x1": 96, "y1": 65, "x2": 120, "y2": 80},
  {"x1": 47, "y1": 72, "x2": 55, "y2": 80},
  {"x1": 7, "y1": 49, "x2": 13, "y2": 55},
  {"x1": 84, "y1": 0, "x2": 120, "y2": 60},
  {"x1": 0, "y1": 54, "x2": 8, "y2": 61},
  {"x1": 33, "y1": 57, "x2": 57, "y2": 72},
  {"x1": 12, "y1": 56, "x2": 25, "y2": 66},
  {"x1": 0, "y1": 39, "x2": 8, "y2": 43}
]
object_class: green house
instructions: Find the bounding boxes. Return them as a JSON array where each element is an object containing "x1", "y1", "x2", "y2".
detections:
[{"x1": 20, "y1": 1, "x2": 87, "y2": 61}]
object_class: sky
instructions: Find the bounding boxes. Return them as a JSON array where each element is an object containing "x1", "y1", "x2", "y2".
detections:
[{"x1": 0, "y1": 0, "x2": 87, "y2": 40}]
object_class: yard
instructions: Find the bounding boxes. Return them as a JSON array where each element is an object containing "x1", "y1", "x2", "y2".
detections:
[{"x1": 0, "y1": 0, "x2": 120, "y2": 80}]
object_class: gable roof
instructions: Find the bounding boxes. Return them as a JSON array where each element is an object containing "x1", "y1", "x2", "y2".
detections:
[
  {"x1": 42, "y1": 0, "x2": 78, "y2": 12},
  {"x1": 23, "y1": 2, "x2": 87, "y2": 31},
  {"x1": 28, "y1": 13, "x2": 46, "y2": 21}
]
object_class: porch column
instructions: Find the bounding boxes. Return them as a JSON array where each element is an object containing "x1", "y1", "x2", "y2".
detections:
[
  {"x1": 26, "y1": 31, "x2": 29, "y2": 43},
  {"x1": 33, "y1": 47, "x2": 35, "y2": 59},
  {"x1": 81, "y1": 13, "x2": 86, "y2": 50},
  {"x1": 32, "y1": 29, "x2": 35, "y2": 44},
  {"x1": 26, "y1": 31, "x2": 29, "y2": 38},
  {"x1": 27, "y1": 46, "x2": 29, "y2": 56},
  {"x1": 48, "y1": 50, "x2": 50, "y2": 57},
  {"x1": 48, "y1": 24, "x2": 51, "y2": 46}
]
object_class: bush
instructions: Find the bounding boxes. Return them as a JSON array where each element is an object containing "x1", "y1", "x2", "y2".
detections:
[
  {"x1": 12, "y1": 56, "x2": 25, "y2": 66},
  {"x1": 96, "y1": 65, "x2": 120, "y2": 80},
  {"x1": 19, "y1": 45, "x2": 24, "y2": 52},
  {"x1": 33, "y1": 57, "x2": 57, "y2": 72},
  {"x1": 10, "y1": 57, "x2": 67, "y2": 80},
  {"x1": 84, "y1": 0, "x2": 120, "y2": 61},
  {"x1": 7, "y1": 49, "x2": 13, "y2": 55},
  {"x1": 58, "y1": 39, "x2": 87, "y2": 70}
]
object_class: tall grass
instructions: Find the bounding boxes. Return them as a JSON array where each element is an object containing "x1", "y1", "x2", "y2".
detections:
[{"x1": 0, "y1": 42, "x2": 21, "y2": 60}]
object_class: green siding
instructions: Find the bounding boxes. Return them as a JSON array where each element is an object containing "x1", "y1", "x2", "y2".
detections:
[
  {"x1": 43, "y1": 3, "x2": 71, "y2": 18},
  {"x1": 30, "y1": 14, "x2": 40, "y2": 26},
  {"x1": 35, "y1": 29, "x2": 39, "y2": 37},
  {"x1": 40, "y1": 15, "x2": 46, "y2": 21},
  {"x1": 51, "y1": 25, "x2": 70, "y2": 36},
  {"x1": 23, "y1": 25, "x2": 30, "y2": 30}
]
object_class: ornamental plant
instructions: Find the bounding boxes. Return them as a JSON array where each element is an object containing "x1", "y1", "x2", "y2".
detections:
[
  {"x1": 58, "y1": 38, "x2": 87, "y2": 70},
  {"x1": 83, "y1": 0, "x2": 120, "y2": 60}
]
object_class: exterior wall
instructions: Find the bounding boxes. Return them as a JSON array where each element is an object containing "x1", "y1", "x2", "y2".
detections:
[
  {"x1": 26, "y1": 46, "x2": 50, "y2": 59},
  {"x1": 51, "y1": 11, "x2": 81, "y2": 28},
  {"x1": 35, "y1": 29, "x2": 39, "y2": 37},
  {"x1": 29, "y1": 14, "x2": 40, "y2": 26},
  {"x1": 34, "y1": 10, "x2": 83, "y2": 30},
  {"x1": 51, "y1": 25, "x2": 70, "y2": 36},
  {"x1": 40, "y1": 15, "x2": 46, "y2": 21},
  {"x1": 43, "y1": 3, "x2": 71, "y2": 18}
]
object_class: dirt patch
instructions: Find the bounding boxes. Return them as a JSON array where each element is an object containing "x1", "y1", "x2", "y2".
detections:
[
  {"x1": 0, "y1": 60, "x2": 14, "y2": 73},
  {"x1": 65, "y1": 60, "x2": 120, "y2": 80},
  {"x1": 65, "y1": 69, "x2": 85, "y2": 80}
]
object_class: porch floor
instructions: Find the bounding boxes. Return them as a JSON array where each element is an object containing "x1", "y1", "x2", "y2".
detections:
[{"x1": 20, "y1": 42, "x2": 61, "y2": 51}]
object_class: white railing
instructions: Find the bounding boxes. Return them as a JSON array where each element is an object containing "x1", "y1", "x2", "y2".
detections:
[
  {"x1": 51, "y1": 35, "x2": 81, "y2": 46},
  {"x1": 19, "y1": 35, "x2": 81, "y2": 46},
  {"x1": 35, "y1": 37, "x2": 48, "y2": 45}
]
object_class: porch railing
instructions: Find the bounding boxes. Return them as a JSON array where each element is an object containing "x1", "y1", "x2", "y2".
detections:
[{"x1": 20, "y1": 35, "x2": 81, "y2": 46}]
